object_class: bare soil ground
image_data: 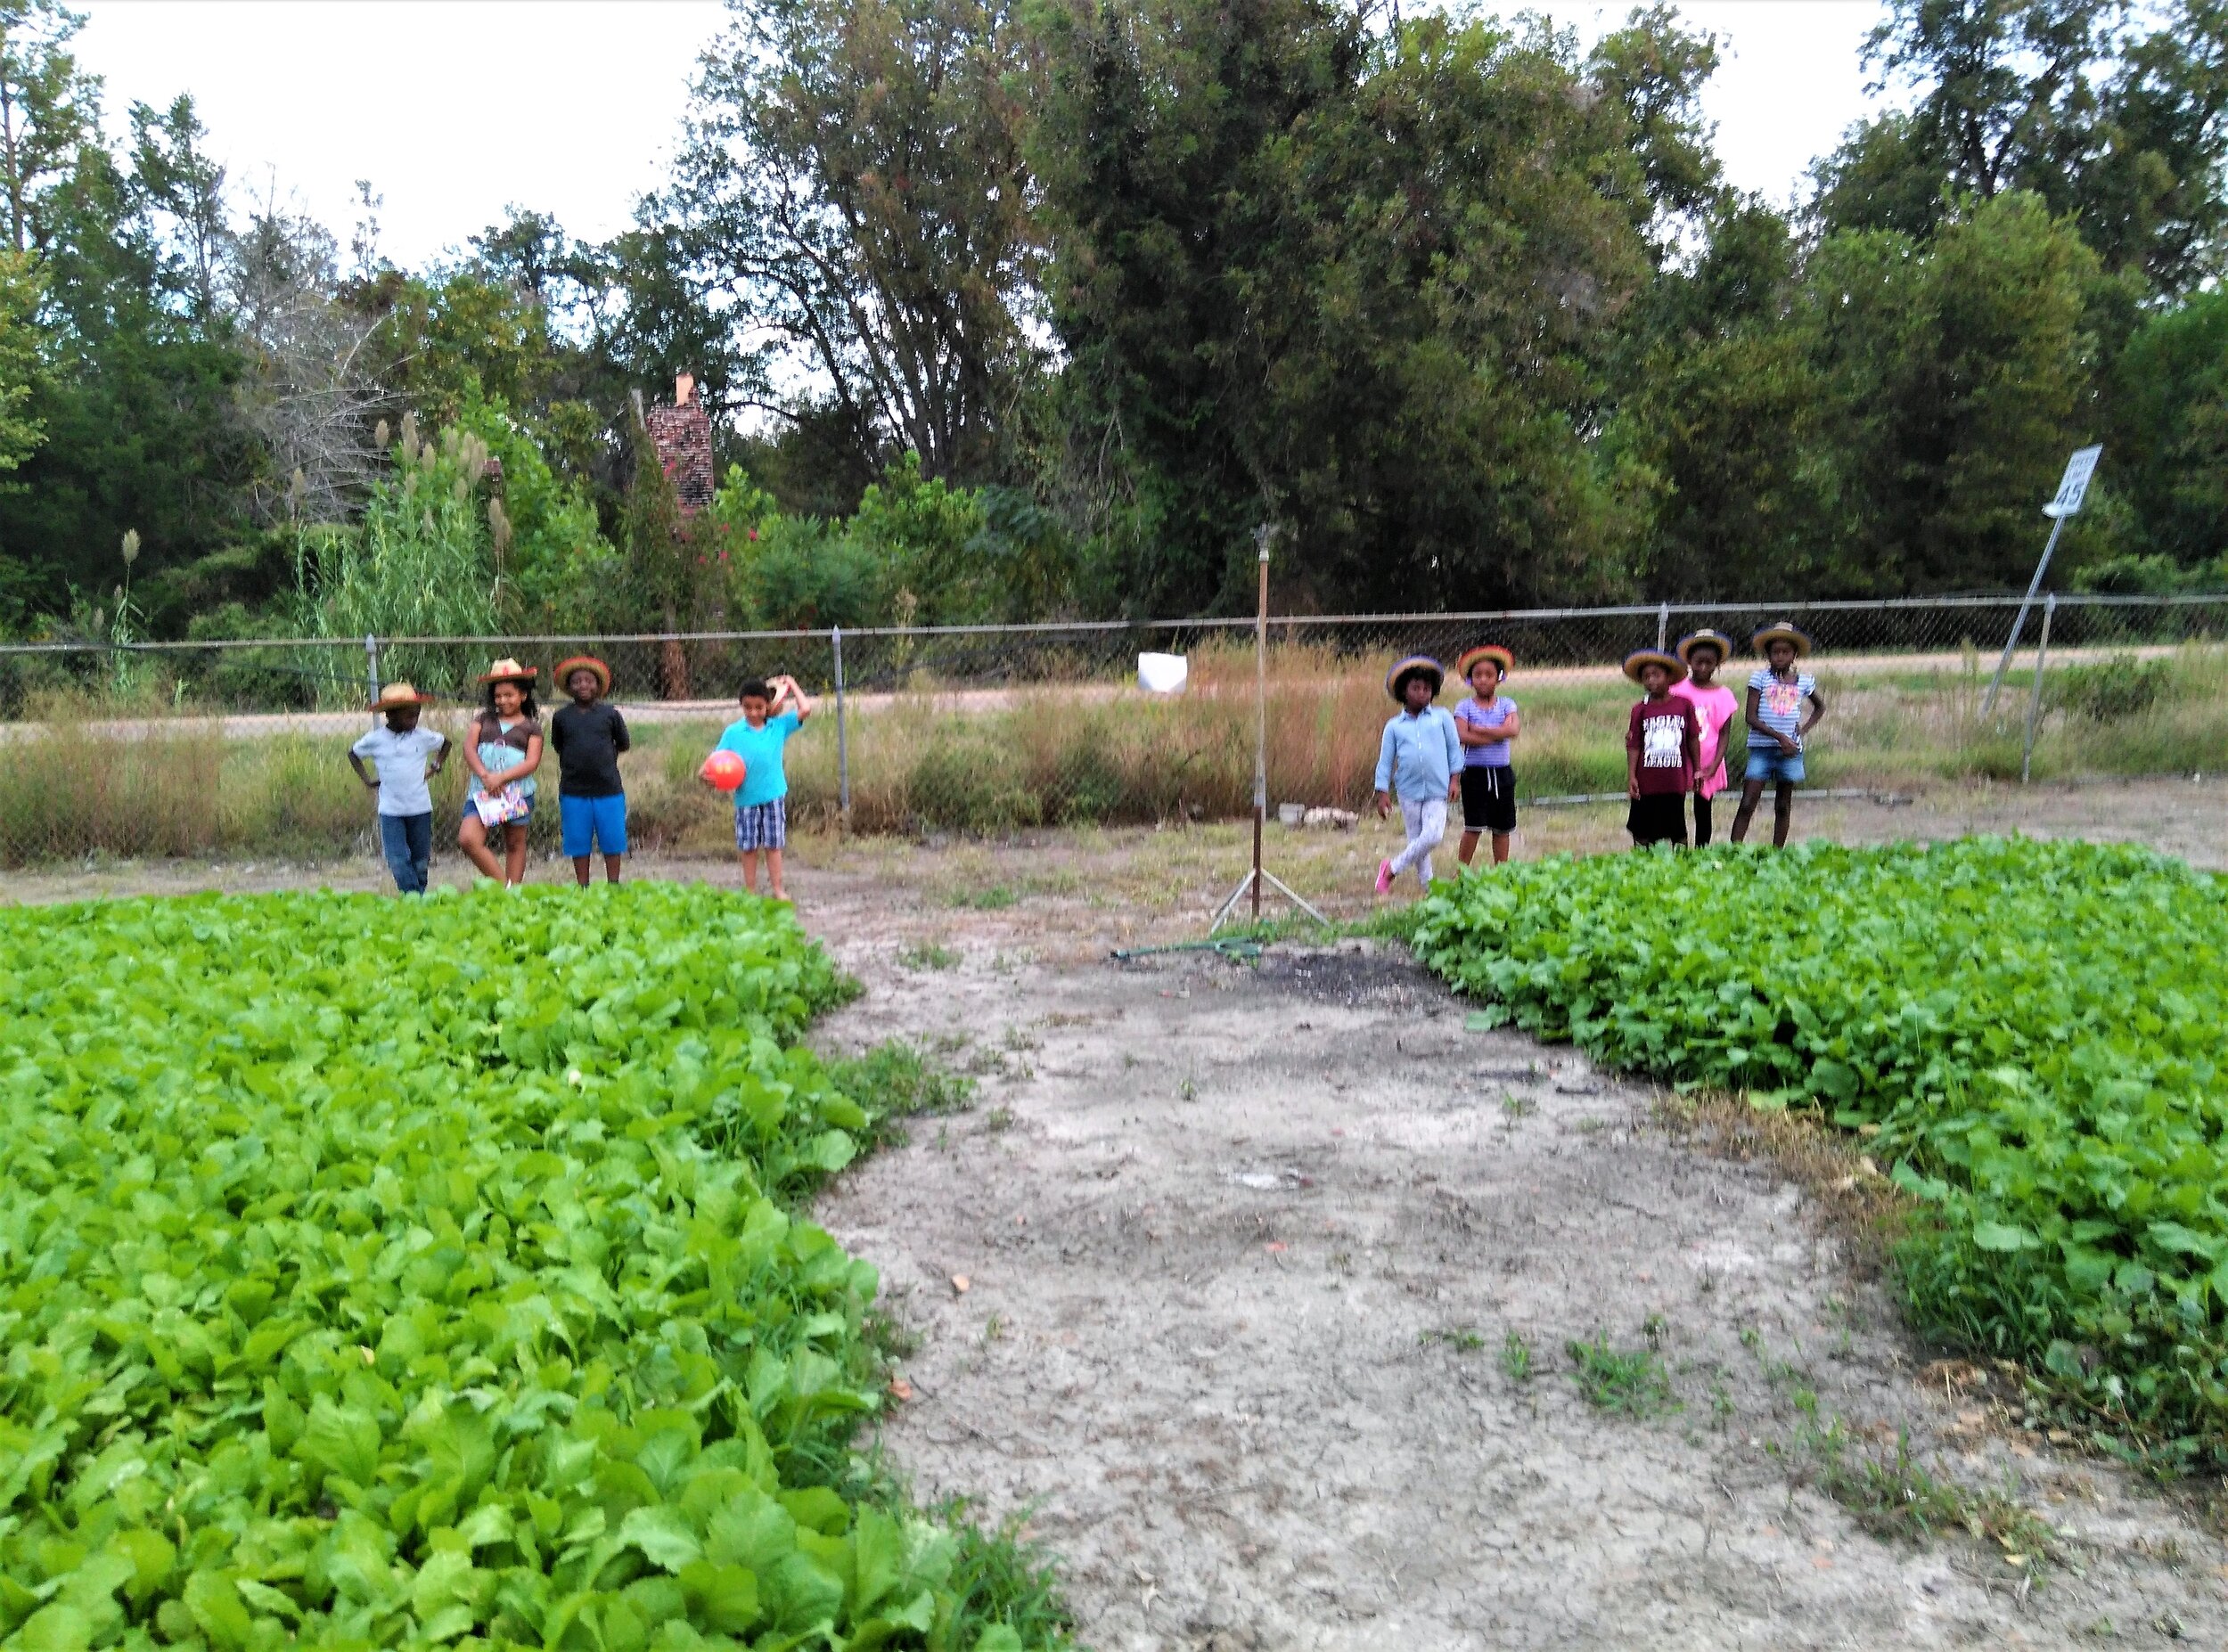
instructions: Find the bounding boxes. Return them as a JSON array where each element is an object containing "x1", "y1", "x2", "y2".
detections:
[
  {"x1": 801, "y1": 891, "x2": 2228, "y2": 1650},
  {"x1": 6, "y1": 780, "x2": 2227, "y2": 1647}
]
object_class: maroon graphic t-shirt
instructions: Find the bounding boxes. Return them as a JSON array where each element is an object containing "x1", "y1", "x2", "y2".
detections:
[{"x1": 1626, "y1": 698, "x2": 1698, "y2": 796}]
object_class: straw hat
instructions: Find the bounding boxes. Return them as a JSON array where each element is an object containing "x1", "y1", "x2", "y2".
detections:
[
  {"x1": 1750, "y1": 621, "x2": 1812, "y2": 658},
  {"x1": 553, "y1": 655, "x2": 611, "y2": 695},
  {"x1": 476, "y1": 658, "x2": 538, "y2": 684},
  {"x1": 369, "y1": 681, "x2": 434, "y2": 712},
  {"x1": 1675, "y1": 629, "x2": 1735, "y2": 667},
  {"x1": 1384, "y1": 654, "x2": 1445, "y2": 702},
  {"x1": 1623, "y1": 649, "x2": 1688, "y2": 684},
  {"x1": 1455, "y1": 643, "x2": 1514, "y2": 682}
]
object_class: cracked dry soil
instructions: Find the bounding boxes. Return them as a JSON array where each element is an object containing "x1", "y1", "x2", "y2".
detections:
[{"x1": 808, "y1": 926, "x2": 2228, "y2": 1651}]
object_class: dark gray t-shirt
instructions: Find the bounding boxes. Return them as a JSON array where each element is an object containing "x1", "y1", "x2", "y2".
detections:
[{"x1": 551, "y1": 701, "x2": 630, "y2": 797}]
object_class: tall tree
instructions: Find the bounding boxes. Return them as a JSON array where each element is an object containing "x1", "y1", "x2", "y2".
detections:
[
  {"x1": 0, "y1": 0, "x2": 95, "y2": 254},
  {"x1": 1804, "y1": 191, "x2": 2103, "y2": 592},
  {"x1": 668, "y1": 0, "x2": 1044, "y2": 481},
  {"x1": 1038, "y1": 0, "x2": 1718, "y2": 612},
  {"x1": 1815, "y1": 0, "x2": 2228, "y2": 293}
]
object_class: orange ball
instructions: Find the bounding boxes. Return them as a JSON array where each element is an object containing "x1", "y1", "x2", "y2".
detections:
[{"x1": 700, "y1": 749, "x2": 748, "y2": 792}]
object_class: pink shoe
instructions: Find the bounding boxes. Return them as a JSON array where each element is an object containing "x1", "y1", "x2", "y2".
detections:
[{"x1": 1374, "y1": 859, "x2": 1394, "y2": 895}]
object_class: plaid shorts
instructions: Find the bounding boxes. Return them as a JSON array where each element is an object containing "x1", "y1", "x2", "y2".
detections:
[{"x1": 733, "y1": 797, "x2": 787, "y2": 851}]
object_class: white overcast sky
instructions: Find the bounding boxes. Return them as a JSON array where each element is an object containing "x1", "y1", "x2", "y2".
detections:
[{"x1": 78, "y1": 1, "x2": 1888, "y2": 270}]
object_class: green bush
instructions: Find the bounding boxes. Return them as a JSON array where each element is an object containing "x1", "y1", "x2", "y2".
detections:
[{"x1": 2048, "y1": 653, "x2": 2173, "y2": 720}]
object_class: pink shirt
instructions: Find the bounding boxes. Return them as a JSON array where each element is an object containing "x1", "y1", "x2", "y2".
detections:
[{"x1": 1671, "y1": 680, "x2": 1740, "y2": 798}]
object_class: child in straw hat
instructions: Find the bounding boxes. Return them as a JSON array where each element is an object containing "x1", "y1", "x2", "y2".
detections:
[
  {"x1": 1731, "y1": 621, "x2": 1826, "y2": 848},
  {"x1": 1625, "y1": 650, "x2": 1699, "y2": 849},
  {"x1": 458, "y1": 658, "x2": 544, "y2": 887},
  {"x1": 349, "y1": 682, "x2": 449, "y2": 894},
  {"x1": 1452, "y1": 643, "x2": 1519, "y2": 868},
  {"x1": 1669, "y1": 630, "x2": 1738, "y2": 846},
  {"x1": 551, "y1": 655, "x2": 630, "y2": 887},
  {"x1": 1372, "y1": 655, "x2": 1462, "y2": 894}
]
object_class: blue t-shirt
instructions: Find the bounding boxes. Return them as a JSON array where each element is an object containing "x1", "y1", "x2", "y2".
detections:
[
  {"x1": 716, "y1": 710, "x2": 801, "y2": 806},
  {"x1": 1454, "y1": 695, "x2": 1516, "y2": 768}
]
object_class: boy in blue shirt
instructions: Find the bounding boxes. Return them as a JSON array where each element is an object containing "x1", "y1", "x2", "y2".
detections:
[
  {"x1": 1371, "y1": 655, "x2": 1462, "y2": 894},
  {"x1": 707, "y1": 674, "x2": 814, "y2": 898}
]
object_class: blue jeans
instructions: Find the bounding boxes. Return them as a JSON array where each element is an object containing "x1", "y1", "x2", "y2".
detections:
[{"x1": 378, "y1": 811, "x2": 433, "y2": 894}]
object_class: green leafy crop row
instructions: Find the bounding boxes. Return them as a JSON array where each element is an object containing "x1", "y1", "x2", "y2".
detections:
[
  {"x1": 0, "y1": 886, "x2": 1053, "y2": 1651},
  {"x1": 1412, "y1": 838, "x2": 2228, "y2": 1467}
]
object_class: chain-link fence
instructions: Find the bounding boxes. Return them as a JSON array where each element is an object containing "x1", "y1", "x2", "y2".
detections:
[{"x1": 4, "y1": 593, "x2": 2224, "y2": 867}]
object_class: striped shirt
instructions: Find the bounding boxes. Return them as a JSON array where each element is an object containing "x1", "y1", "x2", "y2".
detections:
[{"x1": 1747, "y1": 667, "x2": 1817, "y2": 750}]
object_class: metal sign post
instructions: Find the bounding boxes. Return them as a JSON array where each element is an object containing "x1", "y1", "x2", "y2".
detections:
[
  {"x1": 1211, "y1": 524, "x2": 1330, "y2": 933},
  {"x1": 1983, "y1": 445, "x2": 2101, "y2": 716}
]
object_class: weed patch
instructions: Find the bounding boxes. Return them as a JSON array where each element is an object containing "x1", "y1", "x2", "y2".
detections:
[{"x1": 1567, "y1": 1336, "x2": 1679, "y2": 1417}]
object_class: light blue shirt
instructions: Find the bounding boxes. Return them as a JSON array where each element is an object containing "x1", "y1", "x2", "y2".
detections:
[
  {"x1": 1373, "y1": 706, "x2": 1462, "y2": 803},
  {"x1": 715, "y1": 710, "x2": 801, "y2": 807}
]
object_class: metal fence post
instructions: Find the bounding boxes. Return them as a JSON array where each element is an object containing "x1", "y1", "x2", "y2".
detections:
[
  {"x1": 365, "y1": 634, "x2": 381, "y2": 714},
  {"x1": 2021, "y1": 593, "x2": 2055, "y2": 784},
  {"x1": 831, "y1": 626, "x2": 850, "y2": 825},
  {"x1": 1656, "y1": 601, "x2": 1670, "y2": 651}
]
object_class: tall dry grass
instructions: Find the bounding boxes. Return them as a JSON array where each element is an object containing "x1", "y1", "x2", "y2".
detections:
[{"x1": 6, "y1": 642, "x2": 2228, "y2": 865}]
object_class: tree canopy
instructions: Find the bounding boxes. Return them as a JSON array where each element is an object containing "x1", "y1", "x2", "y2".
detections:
[{"x1": 3, "y1": 0, "x2": 2226, "y2": 638}]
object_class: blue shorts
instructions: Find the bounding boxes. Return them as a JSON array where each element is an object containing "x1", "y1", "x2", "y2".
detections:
[
  {"x1": 1746, "y1": 748, "x2": 1806, "y2": 785},
  {"x1": 561, "y1": 791, "x2": 628, "y2": 856}
]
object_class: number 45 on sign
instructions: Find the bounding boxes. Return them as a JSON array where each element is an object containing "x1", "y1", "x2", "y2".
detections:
[{"x1": 1982, "y1": 444, "x2": 2103, "y2": 716}]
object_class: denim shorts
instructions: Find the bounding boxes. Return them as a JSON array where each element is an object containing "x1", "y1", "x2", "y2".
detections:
[
  {"x1": 560, "y1": 791, "x2": 628, "y2": 856},
  {"x1": 1745, "y1": 748, "x2": 1806, "y2": 785}
]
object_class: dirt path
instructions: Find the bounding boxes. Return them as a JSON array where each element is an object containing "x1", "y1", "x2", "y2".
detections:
[{"x1": 802, "y1": 895, "x2": 2228, "y2": 1649}]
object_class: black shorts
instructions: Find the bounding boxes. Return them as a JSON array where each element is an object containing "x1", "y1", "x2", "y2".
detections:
[
  {"x1": 1627, "y1": 791, "x2": 1689, "y2": 846},
  {"x1": 1461, "y1": 765, "x2": 1516, "y2": 834}
]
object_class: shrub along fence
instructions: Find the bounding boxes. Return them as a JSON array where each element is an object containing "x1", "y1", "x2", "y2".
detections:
[{"x1": 4, "y1": 593, "x2": 2227, "y2": 867}]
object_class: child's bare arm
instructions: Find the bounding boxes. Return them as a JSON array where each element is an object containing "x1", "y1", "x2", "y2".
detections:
[
  {"x1": 1801, "y1": 689, "x2": 1827, "y2": 738},
  {"x1": 461, "y1": 724, "x2": 496, "y2": 789},
  {"x1": 428, "y1": 735, "x2": 450, "y2": 774},
  {"x1": 778, "y1": 676, "x2": 815, "y2": 723},
  {"x1": 349, "y1": 751, "x2": 379, "y2": 791}
]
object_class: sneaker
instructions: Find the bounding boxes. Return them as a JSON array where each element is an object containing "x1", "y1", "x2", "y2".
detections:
[{"x1": 1374, "y1": 859, "x2": 1394, "y2": 895}]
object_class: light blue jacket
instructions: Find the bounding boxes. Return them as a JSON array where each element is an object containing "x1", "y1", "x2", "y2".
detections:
[{"x1": 1373, "y1": 707, "x2": 1462, "y2": 804}]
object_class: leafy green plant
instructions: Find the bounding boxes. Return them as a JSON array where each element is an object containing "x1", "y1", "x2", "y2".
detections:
[
  {"x1": 1500, "y1": 1332, "x2": 1536, "y2": 1383},
  {"x1": 0, "y1": 885, "x2": 1065, "y2": 1649},
  {"x1": 1413, "y1": 838, "x2": 2228, "y2": 1465}
]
